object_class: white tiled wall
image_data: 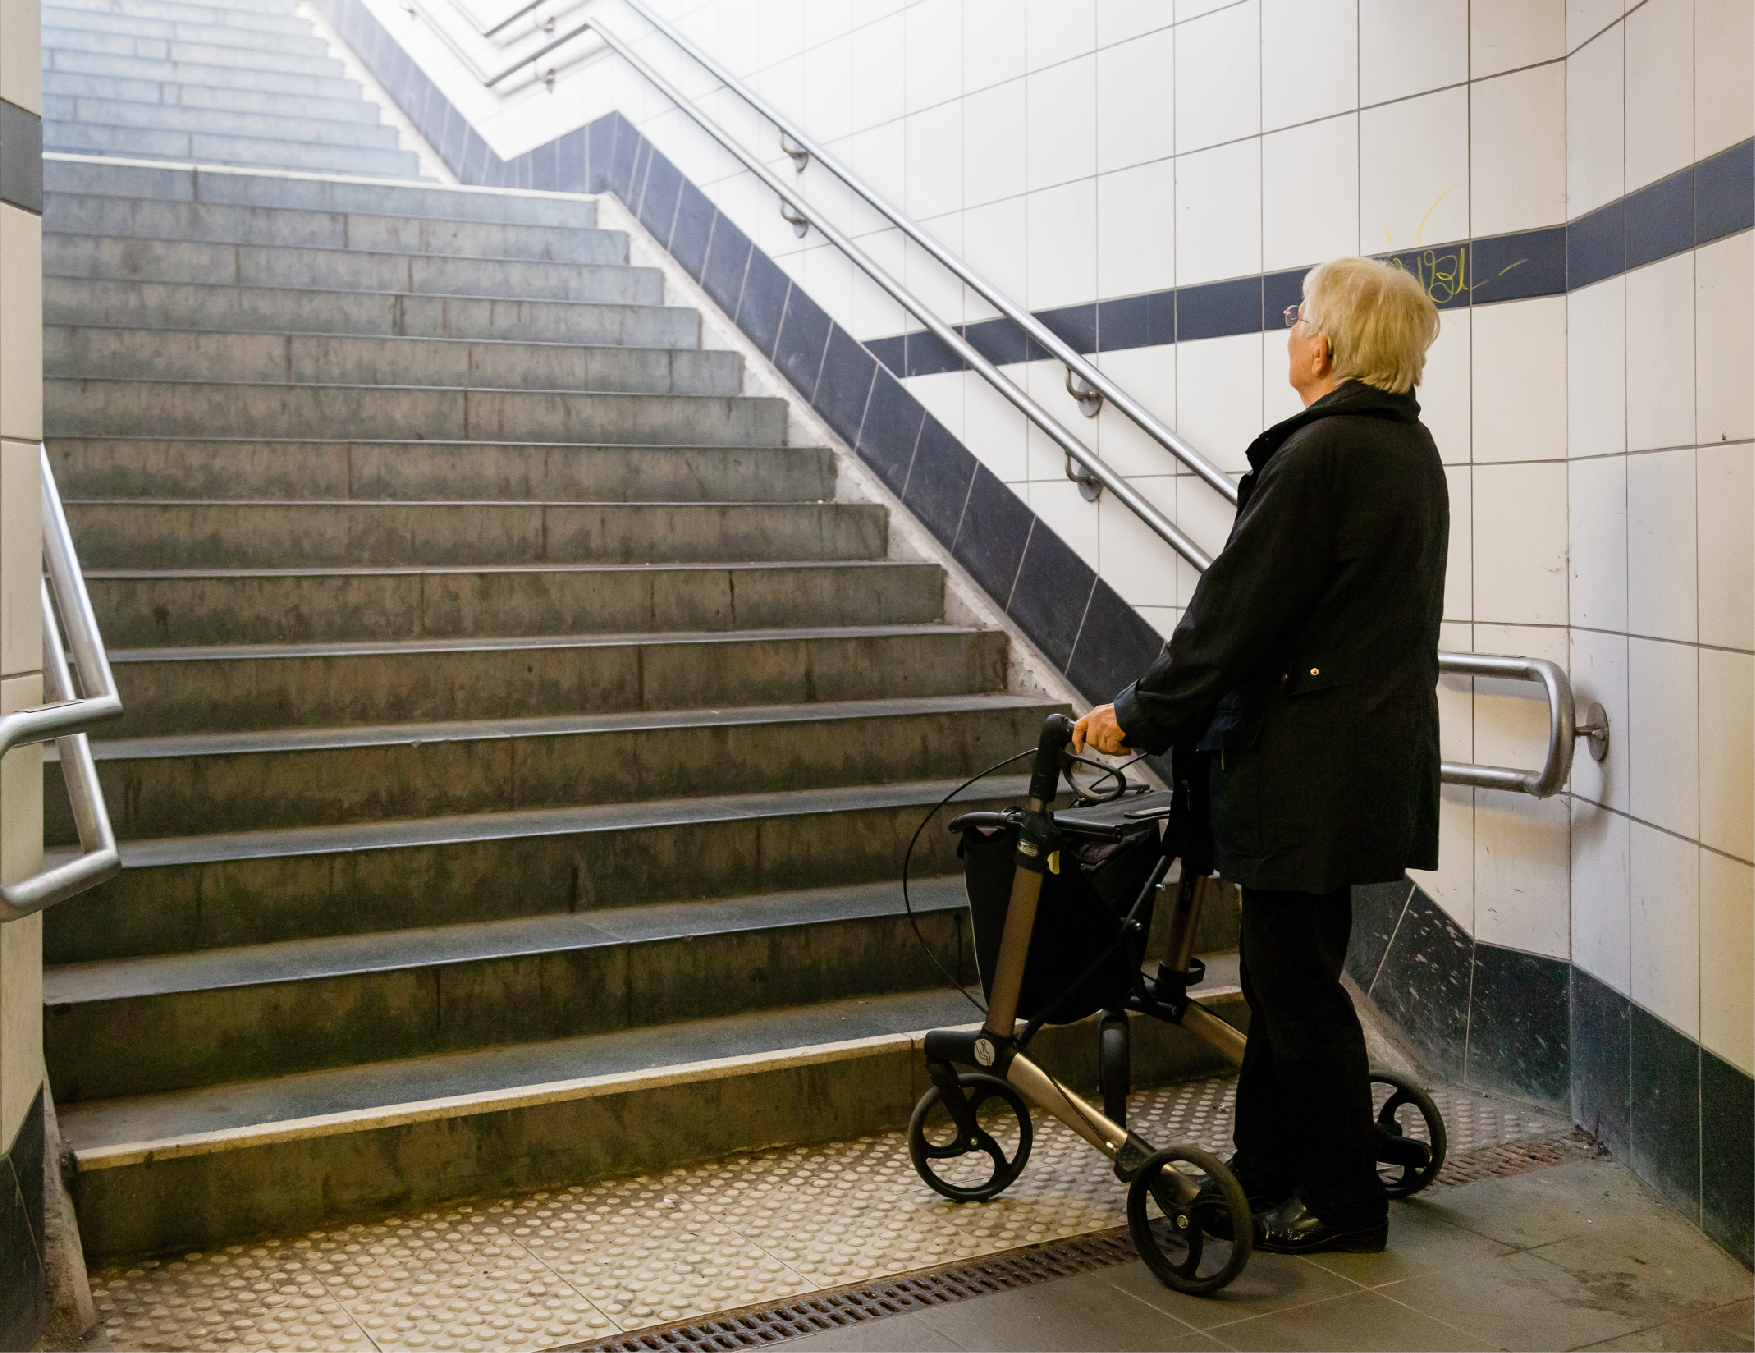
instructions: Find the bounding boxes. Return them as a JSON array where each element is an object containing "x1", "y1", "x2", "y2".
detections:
[
  {"x1": 377, "y1": 0, "x2": 1754, "y2": 1072},
  {"x1": 1558, "y1": 2, "x2": 1755, "y2": 1078},
  {"x1": 0, "y1": 0, "x2": 43, "y2": 1153}
]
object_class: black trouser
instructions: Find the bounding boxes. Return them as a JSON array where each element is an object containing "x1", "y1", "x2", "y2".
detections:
[{"x1": 1230, "y1": 885, "x2": 1387, "y2": 1229}]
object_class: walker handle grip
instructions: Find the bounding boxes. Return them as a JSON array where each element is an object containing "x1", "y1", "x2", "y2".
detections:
[{"x1": 1028, "y1": 713, "x2": 1077, "y2": 804}]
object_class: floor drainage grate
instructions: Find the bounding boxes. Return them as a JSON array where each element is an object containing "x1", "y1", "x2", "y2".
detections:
[
  {"x1": 564, "y1": 1230, "x2": 1139, "y2": 1353},
  {"x1": 1433, "y1": 1126, "x2": 1605, "y2": 1188},
  {"x1": 566, "y1": 1130, "x2": 1592, "y2": 1353}
]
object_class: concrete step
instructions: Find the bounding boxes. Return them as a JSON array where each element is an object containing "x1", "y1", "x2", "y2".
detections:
[
  {"x1": 43, "y1": 95, "x2": 402, "y2": 149},
  {"x1": 44, "y1": 11, "x2": 328, "y2": 52},
  {"x1": 45, "y1": 157, "x2": 601, "y2": 228},
  {"x1": 43, "y1": 9, "x2": 326, "y2": 52},
  {"x1": 46, "y1": 379, "x2": 782, "y2": 443},
  {"x1": 60, "y1": 978, "x2": 1245, "y2": 1258},
  {"x1": 44, "y1": 121, "x2": 425, "y2": 180},
  {"x1": 44, "y1": 24, "x2": 341, "y2": 74},
  {"x1": 45, "y1": 279, "x2": 695, "y2": 348},
  {"x1": 45, "y1": 878, "x2": 976, "y2": 1101},
  {"x1": 48, "y1": 0, "x2": 315, "y2": 35},
  {"x1": 44, "y1": 47, "x2": 359, "y2": 98},
  {"x1": 47, "y1": 776, "x2": 1027, "y2": 963},
  {"x1": 105, "y1": 625, "x2": 1010, "y2": 736},
  {"x1": 44, "y1": 328, "x2": 743, "y2": 396},
  {"x1": 45, "y1": 235, "x2": 660, "y2": 303},
  {"x1": 48, "y1": 439, "x2": 823, "y2": 502},
  {"x1": 44, "y1": 73, "x2": 379, "y2": 123},
  {"x1": 81, "y1": 559, "x2": 941, "y2": 647},
  {"x1": 64, "y1": 496, "x2": 867, "y2": 569},
  {"x1": 46, "y1": 694, "x2": 1062, "y2": 840},
  {"x1": 45, "y1": 194, "x2": 621, "y2": 262}
]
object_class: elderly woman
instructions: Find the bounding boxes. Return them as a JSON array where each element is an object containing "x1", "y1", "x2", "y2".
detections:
[{"x1": 1073, "y1": 256, "x2": 1446, "y2": 1255}]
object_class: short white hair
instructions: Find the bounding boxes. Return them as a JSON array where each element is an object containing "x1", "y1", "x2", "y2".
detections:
[{"x1": 1302, "y1": 257, "x2": 1441, "y2": 394}]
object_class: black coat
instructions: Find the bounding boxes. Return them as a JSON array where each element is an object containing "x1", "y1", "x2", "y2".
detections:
[{"x1": 1113, "y1": 381, "x2": 1448, "y2": 892}]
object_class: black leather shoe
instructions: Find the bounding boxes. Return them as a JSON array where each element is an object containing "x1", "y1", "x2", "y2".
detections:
[
  {"x1": 1189, "y1": 1176, "x2": 1291, "y2": 1242},
  {"x1": 1252, "y1": 1195, "x2": 1387, "y2": 1254}
]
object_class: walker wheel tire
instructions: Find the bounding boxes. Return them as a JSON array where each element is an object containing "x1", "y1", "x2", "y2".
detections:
[
  {"x1": 907, "y1": 1072, "x2": 1033, "y2": 1203},
  {"x1": 1099, "y1": 1018, "x2": 1131, "y2": 1129},
  {"x1": 1126, "y1": 1146, "x2": 1253, "y2": 1296},
  {"x1": 1371, "y1": 1068, "x2": 1447, "y2": 1198}
]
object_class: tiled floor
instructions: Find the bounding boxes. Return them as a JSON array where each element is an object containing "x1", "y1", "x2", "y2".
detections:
[
  {"x1": 86, "y1": 1076, "x2": 1737, "y2": 1353},
  {"x1": 784, "y1": 1160, "x2": 1754, "y2": 1352}
]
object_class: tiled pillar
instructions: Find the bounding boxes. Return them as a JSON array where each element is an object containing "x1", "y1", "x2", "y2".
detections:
[{"x1": 0, "y1": 0, "x2": 44, "y2": 1341}]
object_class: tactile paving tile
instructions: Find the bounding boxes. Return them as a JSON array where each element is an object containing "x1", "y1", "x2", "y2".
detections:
[
  {"x1": 87, "y1": 1072, "x2": 1570, "y2": 1352},
  {"x1": 90, "y1": 1242, "x2": 379, "y2": 1352}
]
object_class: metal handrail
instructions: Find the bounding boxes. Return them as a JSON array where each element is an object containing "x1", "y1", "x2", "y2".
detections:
[
  {"x1": 613, "y1": 0, "x2": 1248, "y2": 506},
  {"x1": 1439, "y1": 653, "x2": 1607, "y2": 798},
  {"x1": 392, "y1": 0, "x2": 1210, "y2": 567},
  {"x1": 0, "y1": 447, "x2": 123, "y2": 920},
  {"x1": 396, "y1": 0, "x2": 607, "y2": 88},
  {"x1": 379, "y1": 0, "x2": 1611, "y2": 798}
]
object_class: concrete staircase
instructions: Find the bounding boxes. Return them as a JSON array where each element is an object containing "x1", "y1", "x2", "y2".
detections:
[
  {"x1": 43, "y1": 0, "x2": 424, "y2": 179},
  {"x1": 36, "y1": 0, "x2": 1253, "y2": 1265},
  {"x1": 33, "y1": 0, "x2": 1101, "y2": 1260}
]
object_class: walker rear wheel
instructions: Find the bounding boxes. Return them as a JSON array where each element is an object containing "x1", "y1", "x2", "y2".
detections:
[
  {"x1": 1371, "y1": 1069, "x2": 1447, "y2": 1198},
  {"x1": 908, "y1": 1072, "x2": 1033, "y2": 1203},
  {"x1": 1126, "y1": 1146, "x2": 1253, "y2": 1296}
]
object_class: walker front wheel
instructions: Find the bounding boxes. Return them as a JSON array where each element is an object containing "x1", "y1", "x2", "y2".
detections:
[
  {"x1": 908, "y1": 1072, "x2": 1033, "y2": 1203},
  {"x1": 1127, "y1": 1146, "x2": 1253, "y2": 1296},
  {"x1": 1098, "y1": 1016, "x2": 1131, "y2": 1129},
  {"x1": 1371, "y1": 1069, "x2": 1447, "y2": 1198}
]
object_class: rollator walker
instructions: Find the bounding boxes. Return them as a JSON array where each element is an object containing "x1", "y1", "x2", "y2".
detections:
[{"x1": 905, "y1": 713, "x2": 1447, "y2": 1295}]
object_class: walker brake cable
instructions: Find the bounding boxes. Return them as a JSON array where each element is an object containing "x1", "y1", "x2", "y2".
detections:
[
  {"x1": 1064, "y1": 751, "x2": 1148, "y2": 804},
  {"x1": 900, "y1": 748, "x2": 1035, "y2": 1015}
]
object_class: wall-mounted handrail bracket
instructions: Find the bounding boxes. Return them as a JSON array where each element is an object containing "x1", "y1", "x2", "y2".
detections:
[
  {"x1": 780, "y1": 131, "x2": 809, "y2": 173},
  {"x1": 1066, "y1": 368, "x2": 1103, "y2": 418},
  {"x1": 778, "y1": 198, "x2": 809, "y2": 238},
  {"x1": 1576, "y1": 701, "x2": 1610, "y2": 763},
  {"x1": 1063, "y1": 453, "x2": 1102, "y2": 502}
]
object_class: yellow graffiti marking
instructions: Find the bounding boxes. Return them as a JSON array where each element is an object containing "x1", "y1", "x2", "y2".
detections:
[
  {"x1": 1415, "y1": 187, "x2": 1456, "y2": 244},
  {"x1": 1385, "y1": 248, "x2": 1473, "y2": 305}
]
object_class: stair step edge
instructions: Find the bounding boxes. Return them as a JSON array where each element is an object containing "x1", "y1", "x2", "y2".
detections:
[
  {"x1": 76, "y1": 774, "x2": 1034, "y2": 867},
  {"x1": 45, "y1": 876, "x2": 972, "y2": 1002},
  {"x1": 68, "y1": 982, "x2": 1246, "y2": 1172},
  {"x1": 73, "y1": 1026, "x2": 943, "y2": 1170},
  {"x1": 82, "y1": 559, "x2": 898, "y2": 580},
  {"x1": 110, "y1": 623, "x2": 986, "y2": 661},
  {"x1": 70, "y1": 694, "x2": 1051, "y2": 762}
]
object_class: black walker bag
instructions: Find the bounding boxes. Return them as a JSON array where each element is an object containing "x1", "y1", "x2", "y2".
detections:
[{"x1": 953, "y1": 790, "x2": 1174, "y2": 1025}]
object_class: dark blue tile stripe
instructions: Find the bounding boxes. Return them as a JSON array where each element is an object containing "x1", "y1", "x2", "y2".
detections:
[
  {"x1": 1176, "y1": 274, "x2": 1264, "y2": 342},
  {"x1": 1626, "y1": 166, "x2": 1695, "y2": 271},
  {"x1": 1474, "y1": 227, "x2": 1567, "y2": 302},
  {"x1": 1698, "y1": 138, "x2": 1755, "y2": 244},
  {"x1": 1568, "y1": 199, "x2": 1625, "y2": 290},
  {"x1": 858, "y1": 138, "x2": 1755, "y2": 363}
]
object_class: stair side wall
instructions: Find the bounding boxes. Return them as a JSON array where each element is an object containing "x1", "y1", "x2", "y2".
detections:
[{"x1": 0, "y1": 0, "x2": 47, "y2": 1338}]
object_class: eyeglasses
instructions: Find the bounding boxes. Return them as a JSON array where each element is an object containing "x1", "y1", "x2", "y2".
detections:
[{"x1": 1282, "y1": 304, "x2": 1316, "y2": 329}]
